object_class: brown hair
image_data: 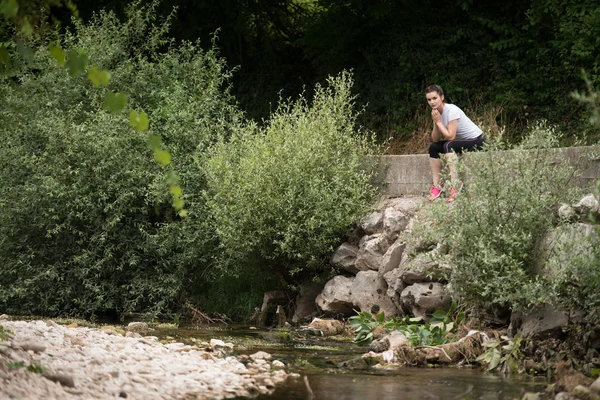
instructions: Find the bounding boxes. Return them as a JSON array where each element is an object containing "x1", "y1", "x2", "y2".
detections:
[{"x1": 425, "y1": 85, "x2": 444, "y2": 97}]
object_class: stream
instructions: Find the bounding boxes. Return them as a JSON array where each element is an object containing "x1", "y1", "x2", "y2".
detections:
[{"x1": 151, "y1": 325, "x2": 547, "y2": 400}]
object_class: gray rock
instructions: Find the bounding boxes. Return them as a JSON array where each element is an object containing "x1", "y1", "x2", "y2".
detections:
[
  {"x1": 307, "y1": 318, "x2": 345, "y2": 336},
  {"x1": 575, "y1": 194, "x2": 600, "y2": 215},
  {"x1": 126, "y1": 322, "x2": 149, "y2": 332},
  {"x1": 355, "y1": 234, "x2": 391, "y2": 271},
  {"x1": 377, "y1": 197, "x2": 425, "y2": 216},
  {"x1": 400, "y1": 282, "x2": 451, "y2": 320},
  {"x1": 360, "y1": 211, "x2": 383, "y2": 234},
  {"x1": 351, "y1": 271, "x2": 399, "y2": 317},
  {"x1": 330, "y1": 243, "x2": 360, "y2": 274},
  {"x1": 382, "y1": 268, "x2": 406, "y2": 310},
  {"x1": 315, "y1": 276, "x2": 355, "y2": 316},
  {"x1": 398, "y1": 251, "x2": 449, "y2": 285},
  {"x1": 572, "y1": 385, "x2": 597, "y2": 400},
  {"x1": 13, "y1": 340, "x2": 46, "y2": 353},
  {"x1": 590, "y1": 376, "x2": 600, "y2": 394},
  {"x1": 554, "y1": 393, "x2": 576, "y2": 400},
  {"x1": 292, "y1": 283, "x2": 323, "y2": 323},
  {"x1": 378, "y1": 240, "x2": 406, "y2": 275},
  {"x1": 250, "y1": 351, "x2": 272, "y2": 361},
  {"x1": 382, "y1": 208, "x2": 409, "y2": 237},
  {"x1": 514, "y1": 305, "x2": 580, "y2": 339},
  {"x1": 557, "y1": 203, "x2": 578, "y2": 222},
  {"x1": 533, "y1": 223, "x2": 596, "y2": 276}
]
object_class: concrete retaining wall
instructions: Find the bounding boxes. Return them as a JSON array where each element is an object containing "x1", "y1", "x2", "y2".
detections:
[{"x1": 380, "y1": 146, "x2": 600, "y2": 197}]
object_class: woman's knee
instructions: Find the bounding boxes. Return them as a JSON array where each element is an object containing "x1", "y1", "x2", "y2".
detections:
[{"x1": 429, "y1": 143, "x2": 442, "y2": 159}]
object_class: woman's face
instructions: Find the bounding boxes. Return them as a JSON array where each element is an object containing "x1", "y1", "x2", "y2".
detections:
[{"x1": 426, "y1": 91, "x2": 444, "y2": 110}]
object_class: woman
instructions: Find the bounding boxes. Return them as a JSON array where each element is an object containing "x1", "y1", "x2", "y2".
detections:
[{"x1": 425, "y1": 85, "x2": 485, "y2": 201}]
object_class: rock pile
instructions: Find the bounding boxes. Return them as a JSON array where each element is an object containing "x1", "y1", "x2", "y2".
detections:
[
  {"x1": 0, "y1": 319, "x2": 290, "y2": 399},
  {"x1": 312, "y1": 196, "x2": 452, "y2": 321}
]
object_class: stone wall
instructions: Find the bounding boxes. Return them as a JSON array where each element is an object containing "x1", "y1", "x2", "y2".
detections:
[{"x1": 380, "y1": 146, "x2": 600, "y2": 197}]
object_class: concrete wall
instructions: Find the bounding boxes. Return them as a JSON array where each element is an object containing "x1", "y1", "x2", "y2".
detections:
[{"x1": 380, "y1": 146, "x2": 600, "y2": 197}]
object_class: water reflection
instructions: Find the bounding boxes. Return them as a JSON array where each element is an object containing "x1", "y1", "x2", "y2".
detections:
[{"x1": 255, "y1": 368, "x2": 544, "y2": 400}]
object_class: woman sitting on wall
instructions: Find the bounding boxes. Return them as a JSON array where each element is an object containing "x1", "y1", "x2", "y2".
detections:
[{"x1": 425, "y1": 85, "x2": 485, "y2": 202}]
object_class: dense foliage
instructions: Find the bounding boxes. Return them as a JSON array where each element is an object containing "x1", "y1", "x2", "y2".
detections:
[
  {"x1": 0, "y1": 5, "x2": 242, "y2": 318},
  {"x1": 0, "y1": 5, "x2": 381, "y2": 319},
  {"x1": 204, "y1": 72, "x2": 381, "y2": 289},
  {"x1": 411, "y1": 125, "x2": 579, "y2": 311},
  {"x1": 61, "y1": 0, "x2": 600, "y2": 143}
]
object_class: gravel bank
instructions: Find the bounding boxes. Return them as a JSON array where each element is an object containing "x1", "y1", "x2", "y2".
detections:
[{"x1": 0, "y1": 319, "x2": 290, "y2": 399}]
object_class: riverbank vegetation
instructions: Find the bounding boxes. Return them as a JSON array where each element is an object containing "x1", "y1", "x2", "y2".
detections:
[{"x1": 0, "y1": 3, "x2": 380, "y2": 319}]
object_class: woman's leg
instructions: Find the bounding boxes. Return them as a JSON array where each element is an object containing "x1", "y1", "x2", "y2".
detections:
[
  {"x1": 430, "y1": 157, "x2": 443, "y2": 187},
  {"x1": 428, "y1": 142, "x2": 446, "y2": 188},
  {"x1": 444, "y1": 152, "x2": 459, "y2": 185}
]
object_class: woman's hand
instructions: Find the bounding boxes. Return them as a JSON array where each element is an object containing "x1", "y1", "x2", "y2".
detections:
[{"x1": 431, "y1": 109, "x2": 441, "y2": 123}]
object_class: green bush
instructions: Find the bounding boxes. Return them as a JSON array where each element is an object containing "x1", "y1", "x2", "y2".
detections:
[
  {"x1": 412, "y1": 124, "x2": 578, "y2": 311},
  {"x1": 0, "y1": 3, "x2": 241, "y2": 318},
  {"x1": 204, "y1": 72, "x2": 381, "y2": 288}
]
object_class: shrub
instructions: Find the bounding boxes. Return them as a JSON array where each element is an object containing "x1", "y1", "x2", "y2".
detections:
[
  {"x1": 204, "y1": 72, "x2": 381, "y2": 289},
  {"x1": 412, "y1": 123, "x2": 578, "y2": 311},
  {"x1": 0, "y1": 3, "x2": 241, "y2": 318}
]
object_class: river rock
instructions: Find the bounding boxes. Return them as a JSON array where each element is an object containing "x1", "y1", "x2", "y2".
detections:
[
  {"x1": 351, "y1": 270, "x2": 398, "y2": 317},
  {"x1": 360, "y1": 211, "x2": 383, "y2": 234},
  {"x1": 512, "y1": 305, "x2": 581, "y2": 339},
  {"x1": 400, "y1": 283, "x2": 451, "y2": 320},
  {"x1": 307, "y1": 318, "x2": 344, "y2": 336},
  {"x1": 378, "y1": 239, "x2": 406, "y2": 275},
  {"x1": 533, "y1": 223, "x2": 595, "y2": 276},
  {"x1": 126, "y1": 322, "x2": 149, "y2": 332},
  {"x1": 0, "y1": 320, "x2": 289, "y2": 399},
  {"x1": 330, "y1": 242, "x2": 360, "y2": 274},
  {"x1": 315, "y1": 275, "x2": 355, "y2": 316},
  {"x1": 590, "y1": 377, "x2": 600, "y2": 394},
  {"x1": 382, "y1": 268, "x2": 406, "y2": 309},
  {"x1": 575, "y1": 194, "x2": 600, "y2": 216},
  {"x1": 382, "y1": 208, "x2": 409, "y2": 237},
  {"x1": 355, "y1": 234, "x2": 391, "y2": 271},
  {"x1": 292, "y1": 283, "x2": 323, "y2": 323}
]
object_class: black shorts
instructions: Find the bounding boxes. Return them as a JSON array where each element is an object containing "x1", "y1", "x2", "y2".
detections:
[{"x1": 428, "y1": 135, "x2": 485, "y2": 159}]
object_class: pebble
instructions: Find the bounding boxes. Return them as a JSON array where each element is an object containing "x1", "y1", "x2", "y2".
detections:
[{"x1": 0, "y1": 320, "x2": 288, "y2": 399}]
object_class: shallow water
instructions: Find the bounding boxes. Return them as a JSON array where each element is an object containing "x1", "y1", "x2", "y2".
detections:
[{"x1": 153, "y1": 325, "x2": 546, "y2": 400}]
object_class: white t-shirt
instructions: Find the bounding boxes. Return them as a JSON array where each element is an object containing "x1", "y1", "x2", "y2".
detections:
[{"x1": 441, "y1": 103, "x2": 482, "y2": 140}]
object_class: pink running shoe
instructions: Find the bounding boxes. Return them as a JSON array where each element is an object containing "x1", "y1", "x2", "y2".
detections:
[
  {"x1": 428, "y1": 185, "x2": 442, "y2": 201},
  {"x1": 447, "y1": 183, "x2": 463, "y2": 203}
]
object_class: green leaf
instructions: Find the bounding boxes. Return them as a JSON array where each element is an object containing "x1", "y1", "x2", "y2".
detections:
[
  {"x1": 165, "y1": 170, "x2": 180, "y2": 185},
  {"x1": 103, "y1": 91, "x2": 128, "y2": 113},
  {"x1": 178, "y1": 209, "x2": 188, "y2": 218},
  {"x1": 488, "y1": 348, "x2": 502, "y2": 371},
  {"x1": 172, "y1": 197, "x2": 184, "y2": 210},
  {"x1": 20, "y1": 16, "x2": 33, "y2": 37},
  {"x1": 48, "y1": 45, "x2": 66, "y2": 66},
  {"x1": 65, "y1": 49, "x2": 88, "y2": 76},
  {"x1": 154, "y1": 149, "x2": 171, "y2": 166},
  {"x1": 129, "y1": 110, "x2": 149, "y2": 132},
  {"x1": 87, "y1": 66, "x2": 111, "y2": 87},
  {"x1": 16, "y1": 40, "x2": 33, "y2": 64},
  {"x1": 0, "y1": 46, "x2": 9, "y2": 66},
  {"x1": 169, "y1": 185, "x2": 182, "y2": 197},
  {"x1": 147, "y1": 134, "x2": 162, "y2": 150},
  {"x1": 0, "y1": 0, "x2": 19, "y2": 19}
]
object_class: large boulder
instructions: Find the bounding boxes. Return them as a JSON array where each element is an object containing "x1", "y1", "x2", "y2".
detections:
[
  {"x1": 400, "y1": 282, "x2": 451, "y2": 320},
  {"x1": 351, "y1": 270, "x2": 399, "y2": 317},
  {"x1": 511, "y1": 305, "x2": 581, "y2": 339},
  {"x1": 382, "y1": 267, "x2": 406, "y2": 310},
  {"x1": 533, "y1": 223, "x2": 596, "y2": 276},
  {"x1": 355, "y1": 234, "x2": 391, "y2": 271},
  {"x1": 292, "y1": 283, "x2": 324, "y2": 323},
  {"x1": 315, "y1": 276, "x2": 355, "y2": 316},
  {"x1": 382, "y1": 208, "x2": 409, "y2": 238},
  {"x1": 377, "y1": 196, "x2": 425, "y2": 216},
  {"x1": 574, "y1": 194, "x2": 600, "y2": 216},
  {"x1": 397, "y1": 251, "x2": 449, "y2": 285},
  {"x1": 378, "y1": 239, "x2": 406, "y2": 275},
  {"x1": 360, "y1": 211, "x2": 383, "y2": 234},
  {"x1": 330, "y1": 242, "x2": 360, "y2": 274}
]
